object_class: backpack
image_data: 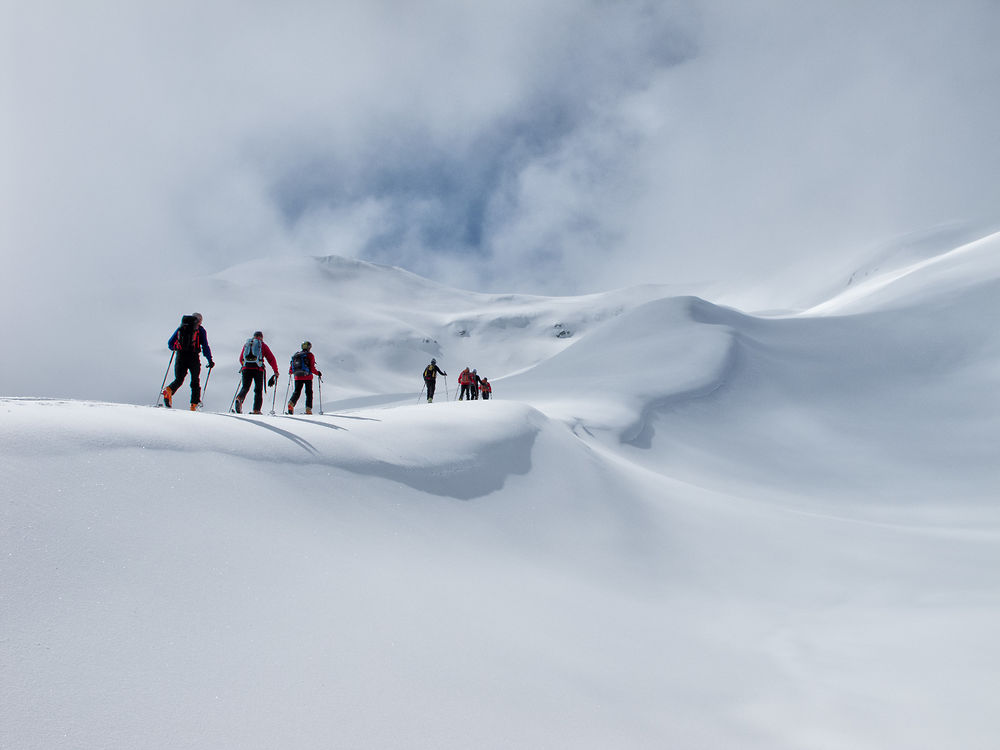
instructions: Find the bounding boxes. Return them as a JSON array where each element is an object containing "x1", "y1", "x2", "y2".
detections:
[
  {"x1": 291, "y1": 350, "x2": 310, "y2": 376},
  {"x1": 423, "y1": 365, "x2": 435, "y2": 380},
  {"x1": 176, "y1": 315, "x2": 200, "y2": 352},
  {"x1": 242, "y1": 338, "x2": 262, "y2": 367}
]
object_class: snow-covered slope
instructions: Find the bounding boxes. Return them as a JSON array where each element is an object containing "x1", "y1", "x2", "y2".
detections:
[{"x1": 3, "y1": 235, "x2": 1000, "y2": 749}]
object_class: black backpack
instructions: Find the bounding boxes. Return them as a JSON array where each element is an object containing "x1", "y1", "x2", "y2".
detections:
[
  {"x1": 176, "y1": 315, "x2": 200, "y2": 352},
  {"x1": 290, "y1": 350, "x2": 310, "y2": 375}
]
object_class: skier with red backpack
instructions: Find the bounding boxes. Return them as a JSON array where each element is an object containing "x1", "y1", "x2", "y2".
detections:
[
  {"x1": 458, "y1": 367, "x2": 473, "y2": 400},
  {"x1": 235, "y1": 331, "x2": 279, "y2": 414},
  {"x1": 287, "y1": 341, "x2": 322, "y2": 414},
  {"x1": 163, "y1": 312, "x2": 214, "y2": 410}
]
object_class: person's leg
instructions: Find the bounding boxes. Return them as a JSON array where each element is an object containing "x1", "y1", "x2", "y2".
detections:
[
  {"x1": 167, "y1": 353, "x2": 190, "y2": 394},
  {"x1": 304, "y1": 380, "x2": 314, "y2": 409},
  {"x1": 252, "y1": 370, "x2": 264, "y2": 412},
  {"x1": 186, "y1": 355, "x2": 202, "y2": 405},
  {"x1": 236, "y1": 370, "x2": 254, "y2": 412},
  {"x1": 426, "y1": 379, "x2": 435, "y2": 401},
  {"x1": 289, "y1": 380, "x2": 304, "y2": 411}
]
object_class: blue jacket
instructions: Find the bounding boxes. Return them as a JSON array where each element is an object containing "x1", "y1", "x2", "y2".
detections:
[{"x1": 167, "y1": 325, "x2": 213, "y2": 361}]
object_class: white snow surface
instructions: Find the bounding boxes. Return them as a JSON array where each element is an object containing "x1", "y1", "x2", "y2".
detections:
[{"x1": 3, "y1": 235, "x2": 1000, "y2": 749}]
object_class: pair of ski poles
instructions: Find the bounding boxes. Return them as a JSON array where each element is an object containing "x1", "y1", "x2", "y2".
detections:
[
  {"x1": 228, "y1": 371, "x2": 282, "y2": 414},
  {"x1": 281, "y1": 376, "x2": 323, "y2": 414},
  {"x1": 156, "y1": 351, "x2": 213, "y2": 408},
  {"x1": 417, "y1": 376, "x2": 449, "y2": 403}
]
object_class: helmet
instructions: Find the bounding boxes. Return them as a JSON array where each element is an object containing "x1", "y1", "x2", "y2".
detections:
[
  {"x1": 301, "y1": 341, "x2": 312, "y2": 351},
  {"x1": 431, "y1": 358, "x2": 436, "y2": 364},
  {"x1": 192, "y1": 312, "x2": 203, "y2": 322},
  {"x1": 253, "y1": 331, "x2": 263, "y2": 338},
  {"x1": 472, "y1": 369, "x2": 477, "y2": 374}
]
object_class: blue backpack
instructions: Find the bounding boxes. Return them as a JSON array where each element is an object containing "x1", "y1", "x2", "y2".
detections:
[
  {"x1": 291, "y1": 350, "x2": 310, "y2": 376},
  {"x1": 242, "y1": 338, "x2": 263, "y2": 368}
]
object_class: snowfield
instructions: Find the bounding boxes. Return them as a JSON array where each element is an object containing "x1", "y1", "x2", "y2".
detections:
[{"x1": 3, "y1": 233, "x2": 1000, "y2": 749}]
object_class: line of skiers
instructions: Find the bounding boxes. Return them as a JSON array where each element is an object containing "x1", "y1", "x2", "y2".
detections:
[
  {"x1": 161, "y1": 313, "x2": 493, "y2": 413},
  {"x1": 421, "y1": 359, "x2": 491, "y2": 402},
  {"x1": 160, "y1": 314, "x2": 321, "y2": 414},
  {"x1": 457, "y1": 367, "x2": 491, "y2": 400}
]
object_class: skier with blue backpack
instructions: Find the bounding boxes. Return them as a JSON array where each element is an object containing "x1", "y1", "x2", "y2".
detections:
[
  {"x1": 287, "y1": 341, "x2": 322, "y2": 414},
  {"x1": 235, "y1": 331, "x2": 279, "y2": 414}
]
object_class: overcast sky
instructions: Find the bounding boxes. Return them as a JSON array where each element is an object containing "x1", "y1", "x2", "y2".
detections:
[{"x1": 5, "y1": 0, "x2": 1000, "y2": 311}]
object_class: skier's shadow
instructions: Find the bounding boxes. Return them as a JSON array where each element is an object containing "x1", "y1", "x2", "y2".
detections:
[
  {"x1": 221, "y1": 414, "x2": 319, "y2": 455},
  {"x1": 280, "y1": 416, "x2": 346, "y2": 431}
]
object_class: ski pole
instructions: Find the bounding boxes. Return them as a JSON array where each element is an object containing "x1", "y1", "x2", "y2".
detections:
[
  {"x1": 317, "y1": 376, "x2": 324, "y2": 415},
  {"x1": 229, "y1": 377, "x2": 242, "y2": 413},
  {"x1": 283, "y1": 377, "x2": 292, "y2": 414},
  {"x1": 270, "y1": 374, "x2": 279, "y2": 415},
  {"x1": 417, "y1": 383, "x2": 426, "y2": 403},
  {"x1": 444, "y1": 376, "x2": 450, "y2": 400},
  {"x1": 157, "y1": 351, "x2": 175, "y2": 406},
  {"x1": 199, "y1": 362, "x2": 213, "y2": 408}
]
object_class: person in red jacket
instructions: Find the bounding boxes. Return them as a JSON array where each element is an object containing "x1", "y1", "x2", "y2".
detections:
[
  {"x1": 236, "y1": 331, "x2": 279, "y2": 414},
  {"x1": 458, "y1": 367, "x2": 473, "y2": 400},
  {"x1": 479, "y1": 377, "x2": 492, "y2": 400},
  {"x1": 287, "y1": 341, "x2": 322, "y2": 415}
]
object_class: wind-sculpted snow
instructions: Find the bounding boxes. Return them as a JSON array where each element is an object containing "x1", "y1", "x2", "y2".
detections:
[
  {"x1": 501, "y1": 296, "x2": 738, "y2": 443},
  {"x1": 629, "y1": 272, "x2": 1000, "y2": 506},
  {"x1": 4, "y1": 237, "x2": 1000, "y2": 749},
  {"x1": 807, "y1": 230, "x2": 1000, "y2": 315},
  {"x1": 1, "y1": 398, "x2": 540, "y2": 500}
]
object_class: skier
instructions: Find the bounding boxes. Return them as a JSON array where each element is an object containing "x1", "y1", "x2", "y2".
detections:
[
  {"x1": 458, "y1": 367, "x2": 473, "y2": 400},
  {"x1": 287, "y1": 341, "x2": 322, "y2": 414},
  {"x1": 479, "y1": 377, "x2": 492, "y2": 400},
  {"x1": 422, "y1": 358, "x2": 447, "y2": 402},
  {"x1": 235, "y1": 331, "x2": 279, "y2": 414},
  {"x1": 470, "y1": 369, "x2": 481, "y2": 400},
  {"x1": 163, "y1": 312, "x2": 214, "y2": 410}
]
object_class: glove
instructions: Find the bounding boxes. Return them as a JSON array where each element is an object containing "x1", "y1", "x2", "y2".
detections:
[
  {"x1": 208, "y1": 360, "x2": 215, "y2": 369},
  {"x1": 267, "y1": 374, "x2": 277, "y2": 388},
  {"x1": 315, "y1": 371, "x2": 322, "y2": 378}
]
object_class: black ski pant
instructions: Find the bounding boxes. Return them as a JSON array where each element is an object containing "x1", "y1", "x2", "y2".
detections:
[
  {"x1": 289, "y1": 379, "x2": 313, "y2": 409},
  {"x1": 459, "y1": 383, "x2": 471, "y2": 400},
  {"x1": 168, "y1": 351, "x2": 201, "y2": 405},
  {"x1": 237, "y1": 368, "x2": 265, "y2": 412},
  {"x1": 425, "y1": 378, "x2": 436, "y2": 401}
]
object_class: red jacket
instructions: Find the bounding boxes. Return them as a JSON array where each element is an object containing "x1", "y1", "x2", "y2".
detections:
[
  {"x1": 458, "y1": 368, "x2": 472, "y2": 385},
  {"x1": 480, "y1": 381, "x2": 492, "y2": 395},
  {"x1": 240, "y1": 340, "x2": 278, "y2": 373},
  {"x1": 289, "y1": 350, "x2": 321, "y2": 381}
]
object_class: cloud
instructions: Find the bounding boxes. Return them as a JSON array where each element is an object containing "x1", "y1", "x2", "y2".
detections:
[{"x1": 4, "y1": 0, "x2": 1000, "y2": 320}]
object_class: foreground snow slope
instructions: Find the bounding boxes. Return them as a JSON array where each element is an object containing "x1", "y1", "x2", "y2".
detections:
[
  {"x1": 3, "y1": 233, "x2": 1000, "y2": 749},
  {"x1": 3, "y1": 396, "x2": 998, "y2": 750}
]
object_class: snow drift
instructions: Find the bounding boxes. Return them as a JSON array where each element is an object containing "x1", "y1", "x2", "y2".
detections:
[{"x1": 3, "y1": 233, "x2": 1000, "y2": 749}]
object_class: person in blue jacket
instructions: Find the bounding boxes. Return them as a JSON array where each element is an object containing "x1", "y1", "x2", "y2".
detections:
[{"x1": 163, "y1": 312, "x2": 214, "y2": 410}]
